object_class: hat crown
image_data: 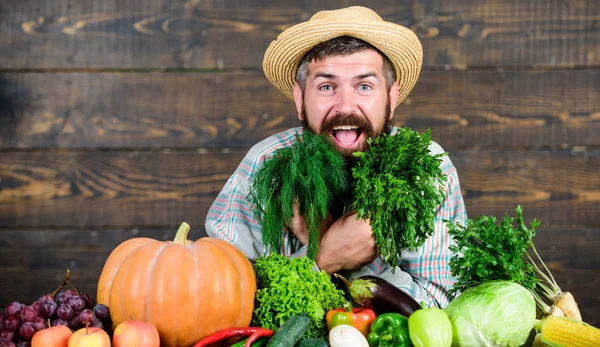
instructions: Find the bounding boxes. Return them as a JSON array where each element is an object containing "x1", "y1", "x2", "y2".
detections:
[{"x1": 310, "y1": 6, "x2": 383, "y2": 23}]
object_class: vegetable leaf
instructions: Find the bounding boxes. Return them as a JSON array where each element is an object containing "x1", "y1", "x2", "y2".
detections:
[
  {"x1": 252, "y1": 254, "x2": 350, "y2": 339},
  {"x1": 447, "y1": 205, "x2": 540, "y2": 298},
  {"x1": 351, "y1": 128, "x2": 447, "y2": 267}
]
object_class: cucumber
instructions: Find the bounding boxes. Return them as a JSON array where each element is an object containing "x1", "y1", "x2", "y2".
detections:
[
  {"x1": 295, "y1": 338, "x2": 329, "y2": 347},
  {"x1": 266, "y1": 313, "x2": 312, "y2": 347}
]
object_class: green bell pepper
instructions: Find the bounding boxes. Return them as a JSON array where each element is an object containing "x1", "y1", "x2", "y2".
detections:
[{"x1": 367, "y1": 313, "x2": 413, "y2": 347}]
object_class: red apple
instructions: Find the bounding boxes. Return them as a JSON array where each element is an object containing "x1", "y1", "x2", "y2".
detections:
[
  {"x1": 68, "y1": 326, "x2": 110, "y2": 347},
  {"x1": 32, "y1": 325, "x2": 72, "y2": 347},
  {"x1": 112, "y1": 320, "x2": 160, "y2": 347}
]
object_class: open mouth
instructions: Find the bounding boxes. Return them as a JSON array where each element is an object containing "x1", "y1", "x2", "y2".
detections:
[{"x1": 330, "y1": 125, "x2": 365, "y2": 149}]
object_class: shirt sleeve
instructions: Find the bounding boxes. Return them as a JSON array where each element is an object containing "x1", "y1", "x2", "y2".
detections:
[{"x1": 205, "y1": 158, "x2": 268, "y2": 261}]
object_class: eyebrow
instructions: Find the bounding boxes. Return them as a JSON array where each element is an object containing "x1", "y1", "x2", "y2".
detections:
[{"x1": 312, "y1": 72, "x2": 379, "y2": 81}]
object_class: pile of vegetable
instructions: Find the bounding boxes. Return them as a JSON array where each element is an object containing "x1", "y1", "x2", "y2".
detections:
[
  {"x1": 248, "y1": 127, "x2": 447, "y2": 266},
  {"x1": 445, "y1": 206, "x2": 600, "y2": 346},
  {"x1": 447, "y1": 205, "x2": 581, "y2": 320}
]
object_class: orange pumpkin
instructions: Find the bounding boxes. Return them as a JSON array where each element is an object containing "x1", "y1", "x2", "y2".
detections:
[{"x1": 97, "y1": 222, "x2": 256, "y2": 347}]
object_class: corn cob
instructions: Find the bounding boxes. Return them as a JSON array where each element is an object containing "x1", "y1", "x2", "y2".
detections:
[{"x1": 535, "y1": 316, "x2": 600, "y2": 347}]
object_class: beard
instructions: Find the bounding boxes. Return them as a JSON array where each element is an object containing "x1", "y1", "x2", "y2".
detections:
[{"x1": 301, "y1": 98, "x2": 393, "y2": 163}]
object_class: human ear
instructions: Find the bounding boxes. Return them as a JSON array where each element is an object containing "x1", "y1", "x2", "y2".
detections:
[
  {"x1": 293, "y1": 82, "x2": 303, "y2": 121},
  {"x1": 388, "y1": 82, "x2": 400, "y2": 119}
]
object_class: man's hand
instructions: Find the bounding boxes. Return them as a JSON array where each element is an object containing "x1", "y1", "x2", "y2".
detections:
[
  {"x1": 315, "y1": 211, "x2": 379, "y2": 274},
  {"x1": 289, "y1": 202, "x2": 333, "y2": 246}
]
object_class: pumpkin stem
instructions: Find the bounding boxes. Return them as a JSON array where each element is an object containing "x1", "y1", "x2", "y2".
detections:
[{"x1": 174, "y1": 222, "x2": 191, "y2": 244}]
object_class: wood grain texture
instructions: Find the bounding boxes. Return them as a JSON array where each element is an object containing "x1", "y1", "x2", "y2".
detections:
[
  {"x1": 1, "y1": 69, "x2": 598, "y2": 150},
  {"x1": 0, "y1": 226, "x2": 598, "y2": 325},
  {"x1": 1, "y1": 0, "x2": 598, "y2": 69},
  {"x1": 0, "y1": 149, "x2": 598, "y2": 228}
]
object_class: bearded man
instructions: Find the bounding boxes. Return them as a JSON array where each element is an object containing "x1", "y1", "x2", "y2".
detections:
[{"x1": 205, "y1": 6, "x2": 467, "y2": 308}]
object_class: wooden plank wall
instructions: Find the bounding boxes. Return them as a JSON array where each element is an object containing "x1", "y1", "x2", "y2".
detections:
[{"x1": 1, "y1": 0, "x2": 599, "y2": 325}]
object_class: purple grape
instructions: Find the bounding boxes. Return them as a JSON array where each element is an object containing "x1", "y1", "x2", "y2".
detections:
[
  {"x1": 4, "y1": 303, "x2": 22, "y2": 318},
  {"x1": 0, "y1": 330, "x2": 13, "y2": 342},
  {"x1": 30, "y1": 301, "x2": 40, "y2": 312},
  {"x1": 37, "y1": 295, "x2": 54, "y2": 303},
  {"x1": 0, "y1": 341, "x2": 16, "y2": 347},
  {"x1": 79, "y1": 293, "x2": 96, "y2": 310},
  {"x1": 2, "y1": 316, "x2": 18, "y2": 331},
  {"x1": 51, "y1": 318, "x2": 69, "y2": 327},
  {"x1": 62, "y1": 289, "x2": 77, "y2": 298},
  {"x1": 19, "y1": 307, "x2": 36, "y2": 323},
  {"x1": 77, "y1": 309, "x2": 95, "y2": 326},
  {"x1": 32, "y1": 317, "x2": 45, "y2": 331},
  {"x1": 56, "y1": 304, "x2": 73, "y2": 320},
  {"x1": 89, "y1": 318, "x2": 104, "y2": 330},
  {"x1": 18, "y1": 322, "x2": 36, "y2": 341},
  {"x1": 54, "y1": 293, "x2": 67, "y2": 306},
  {"x1": 68, "y1": 316, "x2": 81, "y2": 330},
  {"x1": 15, "y1": 342, "x2": 30, "y2": 347},
  {"x1": 37, "y1": 301, "x2": 57, "y2": 319},
  {"x1": 92, "y1": 304, "x2": 110, "y2": 320},
  {"x1": 67, "y1": 297, "x2": 84, "y2": 312}
]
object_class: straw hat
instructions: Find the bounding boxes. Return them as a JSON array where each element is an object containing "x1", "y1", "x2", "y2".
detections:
[{"x1": 262, "y1": 6, "x2": 423, "y2": 107}]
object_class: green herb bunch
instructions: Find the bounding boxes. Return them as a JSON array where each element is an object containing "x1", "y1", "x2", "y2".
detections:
[
  {"x1": 252, "y1": 254, "x2": 350, "y2": 339},
  {"x1": 447, "y1": 205, "x2": 540, "y2": 299},
  {"x1": 351, "y1": 128, "x2": 447, "y2": 267},
  {"x1": 248, "y1": 130, "x2": 348, "y2": 259}
]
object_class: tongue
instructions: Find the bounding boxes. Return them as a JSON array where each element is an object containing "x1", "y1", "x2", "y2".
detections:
[{"x1": 334, "y1": 129, "x2": 359, "y2": 144}]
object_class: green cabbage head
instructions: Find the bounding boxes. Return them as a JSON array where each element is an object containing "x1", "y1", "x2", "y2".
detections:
[{"x1": 444, "y1": 280, "x2": 536, "y2": 347}]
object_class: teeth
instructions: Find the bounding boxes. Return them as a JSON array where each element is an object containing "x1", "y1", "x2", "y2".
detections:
[{"x1": 332, "y1": 125, "x2": 359, "y2": 130}]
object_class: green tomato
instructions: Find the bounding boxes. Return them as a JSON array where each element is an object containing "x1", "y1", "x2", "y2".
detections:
[{"x1": 408, "y1": 305, "x2": 452, "y2": 347}]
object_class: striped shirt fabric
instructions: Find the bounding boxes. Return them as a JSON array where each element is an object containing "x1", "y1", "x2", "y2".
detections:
[{"x1": 205, "y1": 126, "x2": 467, "y2": 308}]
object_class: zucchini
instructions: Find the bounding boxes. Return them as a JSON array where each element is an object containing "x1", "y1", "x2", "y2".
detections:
[
  {"x1": 295, "y1": 338, "x2": 329, "y2": 347},
  {"x1": 267, "y1": 313, "x2": 312, "y2": 347}
]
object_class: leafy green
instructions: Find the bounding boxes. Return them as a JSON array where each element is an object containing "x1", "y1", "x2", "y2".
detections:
[
  {"x1": 252, "y1": 254, "x2": 350, "y2": 339},
  {"x1": 248, "y1": 131, "x2": 348, "y2": 259},
  {"x1": 248, "y1": 127, "x2": 447, "y2": 267},
  {"x1": 447, "y1": 205, "x2": 540, "y2": 298},
  {"x1": 351, "y1": 128, "x2": 447, "y2": 267},
  {"x1": 446, "y1": 205, "x2": 570, "y2": 317},
  {"x1": 444, "y1": 280, "x2": 537, "y2": 347}
]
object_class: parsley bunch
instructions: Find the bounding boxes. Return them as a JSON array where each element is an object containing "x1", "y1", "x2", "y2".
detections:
[
  {"x1": 351, "y1": 128, "x2": 447, "y2": 267},
  {"x1": 248, "y1": 130, "x2": 348, "y2": 259},
  {"x1": 447, "y1": 205, "x2": 539, "y2": 298}
]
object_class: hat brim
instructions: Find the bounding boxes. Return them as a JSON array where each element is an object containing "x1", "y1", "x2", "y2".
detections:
[{"x1": 263, "y1": 20, "x2": 423, "y2": 107}]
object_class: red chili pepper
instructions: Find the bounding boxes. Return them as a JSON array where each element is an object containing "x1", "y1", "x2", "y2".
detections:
[
  {"x1": 326, "y1": 307, "x2": 377, "y2": 337},
  {"x1": 244, "y1": 328, "x2": 274, "y2": 347},
  {"x1": 193, "y1": 327, "x2": 274, "y2": 347}
]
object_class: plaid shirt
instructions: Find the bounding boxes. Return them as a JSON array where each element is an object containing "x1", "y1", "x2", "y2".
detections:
[{"x1": 205, "y1": 127, "x2": 467, "y2": 308}]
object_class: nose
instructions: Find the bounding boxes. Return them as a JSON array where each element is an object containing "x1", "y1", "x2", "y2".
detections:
[{"x1": 333, "y1": 86, "x2": 357, "y2": 115}]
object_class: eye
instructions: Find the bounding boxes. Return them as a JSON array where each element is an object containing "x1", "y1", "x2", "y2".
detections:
[
  {"x1": 319, "y1": 84, "x2": 334, "y2": 91},
  {"x1": 358, "y1": 84, "x2": 372, "y2": 91}
]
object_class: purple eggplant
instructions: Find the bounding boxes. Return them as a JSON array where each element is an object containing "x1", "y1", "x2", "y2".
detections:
[{"x1": 334, "y1": 273, "x2": 421, "y2": 317}]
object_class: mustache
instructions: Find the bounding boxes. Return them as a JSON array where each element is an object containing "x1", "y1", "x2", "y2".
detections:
[{"x1": 321, "y1": 114, "x2": 373, "y2": 133}]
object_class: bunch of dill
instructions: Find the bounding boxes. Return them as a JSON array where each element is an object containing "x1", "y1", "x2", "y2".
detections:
[{"x1": 247, "y1": 130, "x2": 348, "y2": 259}]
